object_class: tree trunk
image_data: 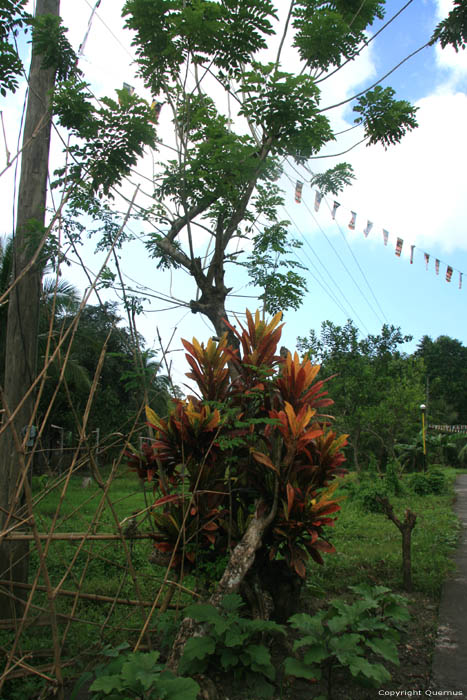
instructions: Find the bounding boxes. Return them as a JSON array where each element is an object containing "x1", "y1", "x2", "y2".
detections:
[
  {"x1": 0, "y1": 0, "x2": 59, "y2": 619},
  {"x1": 377, "y1": 497, "x2": 417, "y2": 592},
  {"x1": 166, "y1": 493, "x2": 278, "y2": 674}
]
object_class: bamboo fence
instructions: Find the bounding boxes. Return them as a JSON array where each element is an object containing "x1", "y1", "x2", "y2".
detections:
[{"x1": 0, "y1": 190, "x2": 196, "y2": 700}]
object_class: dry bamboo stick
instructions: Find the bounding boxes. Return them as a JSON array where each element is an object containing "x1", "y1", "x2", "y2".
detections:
[
  {"x1": 0, "y1": 578, "x2": 187, "y2": 607},
  {"x1": 1, "y1": 532, "x2": 153, "y2": 541}
]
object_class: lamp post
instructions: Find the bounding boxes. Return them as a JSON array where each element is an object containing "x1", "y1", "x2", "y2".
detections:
[{"x1": 420, "y1": 404, "x2": 427, "y2": 472}]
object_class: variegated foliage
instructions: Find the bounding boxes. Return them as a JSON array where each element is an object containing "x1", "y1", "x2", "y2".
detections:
[{"x1": 126, "y1": 310, "x2": 347, "y2": 578}]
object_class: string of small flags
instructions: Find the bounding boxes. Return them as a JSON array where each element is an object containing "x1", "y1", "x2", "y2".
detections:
[
  {"x1": 293, "y1": 180, "x2": 464, "y2": 290},
  {"x1": 429, "y1": 424, "x2": 467, "y2": 434},
  {"x1": 120, "y1": 83, "x2": 163, "y2": 124}
]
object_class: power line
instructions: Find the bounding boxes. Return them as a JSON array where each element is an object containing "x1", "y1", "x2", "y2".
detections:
[{"x1": 283, "y1": 167, "x2": 386, "y2": 327}]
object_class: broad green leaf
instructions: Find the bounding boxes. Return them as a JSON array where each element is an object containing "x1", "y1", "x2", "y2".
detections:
[
  {"x1": 293, "y1": 634, "x2": 323, "y2": 651},
  {"x1": 157, "y1": 673, "x2": 201, "y2": 700},
  {"x1": 220, "y1": 647, "x2": 239, "y2": 670},
  {"x1": 288, "y1": 611, "x2": 325, "y2": 635},
  {"x1": 224, "y1": 628, "x2": 249, "y2": 648},
  {"x1": 90, "y1": 674, "x2": 122, "y2": 693},
  {"x1": 183, "y1": 603, "x2": 221, "y2": 624},
  {"x1": 284, "y1": 657, "x2": 321, "y2": 680},
  {"x1": 365, "y1": 637, "x2": 400, "y2": 665},
  {"x1": 180, "y1": 635, "x2": 216, "y2": 669},
  {"x1": 302, "y1": 643, "x2": 328, "y2": 664},
  {"x1": 349, "y1": 656, "x2": 391, "y2": 683}
]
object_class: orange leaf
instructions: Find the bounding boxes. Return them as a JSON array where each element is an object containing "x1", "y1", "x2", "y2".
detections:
[
  {"x1": 250, "y1": 449, "x2": 279, "y2": 473},
  {"x1": 286, "y1": 482, "x2": 295, "y2": 518}
]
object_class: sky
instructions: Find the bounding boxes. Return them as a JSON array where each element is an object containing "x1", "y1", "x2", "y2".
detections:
[{"x1": 1, "y1": 0, "x2": 467, "y2": 389}]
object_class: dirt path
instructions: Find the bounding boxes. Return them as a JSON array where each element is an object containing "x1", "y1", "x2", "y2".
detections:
[{"x1": 432, "y1": 473, "x2": 467, "y2": 697}]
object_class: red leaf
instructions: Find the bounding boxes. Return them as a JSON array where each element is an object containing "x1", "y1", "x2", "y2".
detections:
[
  {"x1": 154, "y1": 542, "x2": 173, "y2": 553},
  {"x1": 314, "y1": 540, "x2": 336, "y2": 553},
  {"x1": 153, "y1": 494, "x2": 181, "y2": 508}
]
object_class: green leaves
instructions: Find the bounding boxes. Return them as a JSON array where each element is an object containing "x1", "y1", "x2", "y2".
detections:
[
  {"x1": 0, "y1": 0, "x2": 29, "y2": 95},
  {"x1": 285, "y1": 585, "x2": 409, "y2": 692},
  {"x1": 292, "y1": 0, "x2": 385, "y2": 71},
  {"x1": 86, "y1": 647, "x2": 200, "y2": 700},
  {"x1": 54, "y1": 86, "x2": 156, "y2": 196},
  {"x1": 240, "y1": 63, "x2": 334, "y2": 161},
  {"x1": 309, "y1": 163, "x2": 355, "y2": 196},
  {"x1": 430, "y1": 0, "x2": 467, "y2": 51},
  {"x1": 123, "y1": 0, "x2": 277, "y2": 94},
  {"x1": 31, "y1": 13, "x2": 79, "y2": 81},
  {"x1": 179, "y1": 594, "x2": 283, "y2": 691},
  {"x1": 354, "y1": 86, "x2": 418, "y2": 148}
]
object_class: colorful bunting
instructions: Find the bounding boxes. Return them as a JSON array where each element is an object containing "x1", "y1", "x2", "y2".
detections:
[
  {"x1": 314, "y1": 191, "x2": 323, "y2": 212},
  {"x1": 295, "y1": 181, "x2": 303, "y2": 204},
  {"x1": 122, "y1": 82, "x2": 135, "y2": 95},
  {"x1": 307, "y1": 187, "x2": 463, "y2": 290},
  {"x1": 363, "y1": 220, "x2": 373, "y2": 238}
]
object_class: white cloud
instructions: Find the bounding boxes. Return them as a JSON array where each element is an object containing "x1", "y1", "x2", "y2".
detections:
[{"x1": 322, "y1": 91, "x2": 467, "y2": 255}]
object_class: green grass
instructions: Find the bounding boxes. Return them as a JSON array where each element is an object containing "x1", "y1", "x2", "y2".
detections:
[
  {"x1": 308, "y1": 468, "x2": 461, "y2": 598},
  {"x1": 0, "y1": 465, "x2": 462, "y2": 698}
]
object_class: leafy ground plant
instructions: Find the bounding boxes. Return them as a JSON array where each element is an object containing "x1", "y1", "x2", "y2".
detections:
[
  {"x1": 285, "y1": 584, "x2": 410, "y2": 700},
  {"x1": 72, "y1": 642, "x2": 199, "y2": 700},
  {"x1": 179, "y1": 593, "x2": 285, "y2": 698}
]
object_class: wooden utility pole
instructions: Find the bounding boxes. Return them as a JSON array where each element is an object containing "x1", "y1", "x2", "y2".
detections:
[{"x1": 0, "y1": 0, "x2": 59, "y2": 618}]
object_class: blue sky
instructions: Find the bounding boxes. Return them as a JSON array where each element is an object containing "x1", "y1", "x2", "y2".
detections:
[{"x1": 1, "y1": 0, "x2": 467, "y2": 386}]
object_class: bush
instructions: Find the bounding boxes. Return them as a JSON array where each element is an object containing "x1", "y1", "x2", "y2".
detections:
[
  {"x1": 427, "y1": 468, "x2": 446, "y2": 494},
  {"x1": 385, "y1": 460, "x2": 404, "y2": 496},
  {"x1": 179, "y1": 594, "x2": 284, "y2": 699},
  {"x1": 408, "y1": 469, "x2": 446, "y2": 496},
  {"x1": 285, "y1": 584, "x2": 410, "y2": 696},
  {"x1": 354, "y1": 483, "x2": 388, "y2": 513},
  {"x1": 72, "y1": 643, "x2": 200, "y2": 700}
]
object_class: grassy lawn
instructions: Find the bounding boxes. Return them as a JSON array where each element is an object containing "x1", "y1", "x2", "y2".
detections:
[
  {"x1": 308, "y1": 471, "x2": 461, "y2": 600},
  {"x1": 0, "y1": 466, "x2": 462, "y2": 698}
]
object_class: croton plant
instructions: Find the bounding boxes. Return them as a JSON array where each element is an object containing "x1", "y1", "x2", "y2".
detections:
[{"x1": 126, "y1": 310, "x2": 347, "y2": 583}]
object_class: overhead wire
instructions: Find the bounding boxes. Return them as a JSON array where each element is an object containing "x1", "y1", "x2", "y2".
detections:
[
  {"x1": 283, "y1": 204, "x2": 369, "y2": 334},
  {"x1": 283, "y1": 166, "x2": 386, "y2": 326}
]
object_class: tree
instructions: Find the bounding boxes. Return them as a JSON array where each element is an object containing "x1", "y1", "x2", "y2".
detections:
[
  {"x1": 0, "y1": 0, "x2": 159, "y2": 618},
  {"x1": 56, "y1": 0, "x2": 453, "y2": 343},
  {"x1": 37, "y1": 301, "x2": 174, "y2": 442},
  {"x1": 39, "y1": 0, "x2": 437, "y2": 347},
  {"x1": 297, "y1": 320, "x2": 425, "y2": 470},
  {"x1": 415, "y1": 335, "x2": 467, "y2": 423}
]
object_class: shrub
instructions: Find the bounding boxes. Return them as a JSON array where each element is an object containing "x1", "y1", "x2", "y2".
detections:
[
  {"x1": 408, "y1": 469, "x2": 446, "y2": 496},
  {"x1": 179, "y1": 594, "x2": 285, "y2": 699},
  {"x1": 126, "y1": 310, "x2": 348, "y2": 610},
  {"x1": 72, "y1": 643, "x2": 200, "y2": 700},
  {"x1": 385, "y1": 460, "x2": 404, "y2": 496},
  {"x1": 285, "y1": 584, "x2": 410, "y2": 699},
  {"x1": 427, "y1": 468, "x2": 446, "y2": 494},
  {"x1": 354, "y1": 483, "x2": 388, "y2": 513}
]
